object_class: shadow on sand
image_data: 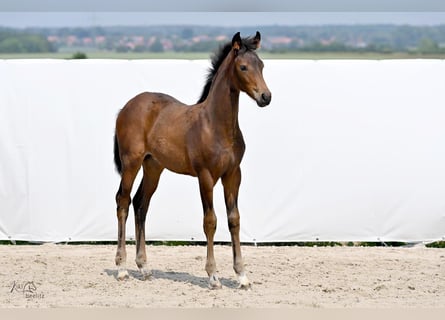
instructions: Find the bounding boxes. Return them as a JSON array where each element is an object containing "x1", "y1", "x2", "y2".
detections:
[{"x1": 104, "y1": 268, "x2": 239, "y2": 289}]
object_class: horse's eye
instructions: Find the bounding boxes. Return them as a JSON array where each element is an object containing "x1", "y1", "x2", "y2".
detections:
[{"x1": 240, "y1": 65, "x2": 248, "y2": 72}]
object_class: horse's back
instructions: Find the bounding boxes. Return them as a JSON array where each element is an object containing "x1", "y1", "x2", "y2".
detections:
[
  {"x1": 122, "y1": 91, "x2": 185, "y2": 114},
  {"x1": 118, "y1": 91, "x2": 186, "y2": 125},
  {"x1": 115, "y1": 91, "x2": 194, "y2": 164}
]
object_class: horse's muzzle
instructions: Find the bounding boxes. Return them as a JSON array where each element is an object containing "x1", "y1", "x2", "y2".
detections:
[{"x1": 257, "y1": 91, "x2": 272, "y2": 107}]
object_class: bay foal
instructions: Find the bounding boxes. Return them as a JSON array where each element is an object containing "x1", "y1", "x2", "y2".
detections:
[{"x1": 114, "y1": 32, "x2": 271, "y2": 289}]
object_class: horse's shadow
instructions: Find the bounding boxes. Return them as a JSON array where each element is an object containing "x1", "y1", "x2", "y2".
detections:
[{"x1": 104, "y1": 268, "x2": 239, "y2": 289}]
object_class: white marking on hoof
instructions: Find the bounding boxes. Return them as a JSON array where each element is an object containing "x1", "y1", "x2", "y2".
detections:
[
  {"x1": 139, "y1": 268, "x2": 152, "y2": 280},
  {"x1": 208, "y1": 274, "x2": 222, "y2": 290},
  {"x1": 117, "y1": 268, "x2": 129, "y2": 281},
  {"x1": 238, "y1": 273, "x2": 251, "y2": 290}
]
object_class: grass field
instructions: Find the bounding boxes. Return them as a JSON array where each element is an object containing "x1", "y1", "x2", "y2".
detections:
[{"x1": 1, "y1": 51, "x2": 445, "y2": 60}]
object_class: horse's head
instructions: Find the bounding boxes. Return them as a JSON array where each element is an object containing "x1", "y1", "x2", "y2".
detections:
[{"x1": 231, "y1": 31, "x2": 272, "y2": 107}]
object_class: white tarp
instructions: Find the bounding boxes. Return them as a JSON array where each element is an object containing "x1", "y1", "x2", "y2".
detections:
[{"x1": 0, "y1": 59, "x2": 444, "y2": 243}]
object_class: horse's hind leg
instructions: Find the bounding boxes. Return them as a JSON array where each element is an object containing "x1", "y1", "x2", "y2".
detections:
[
  {"x1": 115, "y1": 156, "x2": 142, "y2": 280},
  {"x1": 222, "y1": 167, "x2": 250, "y2": 289},
  {"x1": 133, "y1": 157, "x2": 163, "y2": 280}
]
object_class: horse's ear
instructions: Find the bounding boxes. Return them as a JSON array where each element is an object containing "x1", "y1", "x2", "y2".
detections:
[
  {"x1": 232, "y1": 32, "x2": 241, "y2": 54},
  {"x1": 253, "y1": 31, "x2": 261, "y2": 49}
]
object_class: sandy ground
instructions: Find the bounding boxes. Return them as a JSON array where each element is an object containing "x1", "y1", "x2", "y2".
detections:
[{"x1": 0, "y1": 244, "x2": 444, "y2": 308}]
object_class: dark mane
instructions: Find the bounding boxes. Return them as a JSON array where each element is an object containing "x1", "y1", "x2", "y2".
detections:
[{"x1": 197, "y1": 35, "x2": 258, "y2": 104}]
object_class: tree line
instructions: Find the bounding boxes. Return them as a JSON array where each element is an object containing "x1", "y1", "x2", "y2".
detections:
[
  {"x1": 1, "y1": 25, "x2": 445, "y2": 54},
  {"x1": 0, "y1": 29, "x2": 56, "y2": 53}
]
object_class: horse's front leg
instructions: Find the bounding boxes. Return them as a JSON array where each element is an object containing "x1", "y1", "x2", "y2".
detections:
[
  {"x1": 198, "y1": 170, "x2": 221, "y2": 289},
  {"x1": 222, "y1": 167, "x2": 251, "y2": 289}
]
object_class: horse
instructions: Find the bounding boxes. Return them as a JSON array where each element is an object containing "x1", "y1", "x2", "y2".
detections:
[{"x1": 113, "y1": 31, "x2": 271, "y2": 289}]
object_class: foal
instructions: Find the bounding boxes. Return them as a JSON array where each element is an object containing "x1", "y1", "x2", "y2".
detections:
[{"x1": 114, "y1": 31, "x2": 271, "y2": 289}]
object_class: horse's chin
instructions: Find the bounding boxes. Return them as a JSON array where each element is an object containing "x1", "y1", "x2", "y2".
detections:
[{"x1": 256, "y1": 100, "x2": 270, "y2": 108}]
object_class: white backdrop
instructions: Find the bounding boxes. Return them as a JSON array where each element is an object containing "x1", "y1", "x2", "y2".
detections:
[{"x1": 0, "y1": 59, "x2": 444, "y2": 243}]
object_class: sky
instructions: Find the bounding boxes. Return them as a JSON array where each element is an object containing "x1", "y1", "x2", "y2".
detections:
[
  {"x1": 1, "y1": 0, "x2": 444, "y2": 12},
  {"x1": 0, "y1": 0, "x2": 444, "y2": 28},
  {"x1": 0, "y1": 12, "x2": 445, "y2": 28}
]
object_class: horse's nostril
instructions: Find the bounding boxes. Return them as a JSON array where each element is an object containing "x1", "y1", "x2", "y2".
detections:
[{"x1": 261, "y1": 92, "x2": 271, "y2": 103}]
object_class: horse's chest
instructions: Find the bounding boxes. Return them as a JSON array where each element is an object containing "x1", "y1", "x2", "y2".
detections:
[
  {"x1": 212, "y1": 146, "x2": 235, "y2": 168},
  {"x1": 205, "y1": 141, "x2": 243, "y2": 175}
]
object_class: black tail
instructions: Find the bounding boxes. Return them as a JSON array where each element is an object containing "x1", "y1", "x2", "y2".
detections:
[{"x1": 114, "y1": 134, "x2": 122, "y2": 175}]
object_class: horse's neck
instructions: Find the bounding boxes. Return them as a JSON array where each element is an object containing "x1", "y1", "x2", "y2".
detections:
[{"x1": 204, "y1": 61, "x2": 241, "y2": 141}]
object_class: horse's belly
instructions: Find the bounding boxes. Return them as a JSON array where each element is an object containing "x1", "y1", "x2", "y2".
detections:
[{"x1": 149, "y1": 138, "x2": 196, "y2": 176}]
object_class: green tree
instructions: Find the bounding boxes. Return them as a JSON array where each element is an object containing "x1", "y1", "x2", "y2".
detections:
[
  {"x1": 149, "y1": 38, "x2": 164, "y2": 52},
  {"x1": 71, "y1": 52, "x2": 87, "y2": 59},
  {"x1": 418, "y1": 38, "x2": 440, "y2": 54},
  {"x1": 181, "y1": 28, "x2": 194, "y2": 39},
  {"x1": 0, "y1": 38, "x2": 24, "y2": 52},
  {"x1": 0, "y1": 31, "x2": 55, "y2": 53}
]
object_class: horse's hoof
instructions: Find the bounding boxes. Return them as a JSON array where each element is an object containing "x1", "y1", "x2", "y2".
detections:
[
  {"x1": 238, "y1": 282, "x2": 252, "y2": 290},
  {"x1": 208, "y1": 275, "x2": 222, "y2": 290},
  {"x1": 140, "y1": 268, "x2": 152, "y2": 281},
  {"x1": 238, "y1": 274, "x2": 251, "y2": 290},
  {"x1": 117, "y1": 269, "x2": 129, "y2": 281}
]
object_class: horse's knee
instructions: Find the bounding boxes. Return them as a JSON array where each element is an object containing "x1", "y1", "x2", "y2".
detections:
[
  {"x1": 228, "y1": 209, "x2": 240, "y2": 231},
  {"x1": 116, "y1": 199, "x2": 130, "y2": 215},
  {"x1": 203, "y1": 211, "x2": 217, "y2": 234},
  {"x1": 204, "y1": 211, "x2": 217, "y2": 226},
  {"x1": 116, "y1": 187, "x2": 131, "y2": 212}
]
